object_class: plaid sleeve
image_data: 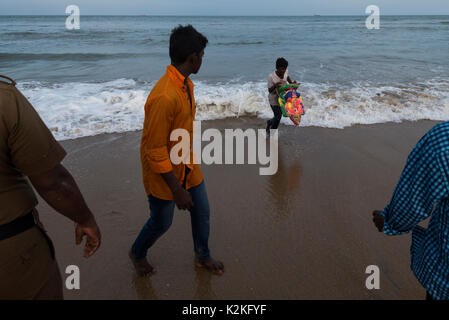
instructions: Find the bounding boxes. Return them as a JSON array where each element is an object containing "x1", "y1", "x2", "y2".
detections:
[{"x1": 381, "y1": 136, "x2": 449, "y2": 236}]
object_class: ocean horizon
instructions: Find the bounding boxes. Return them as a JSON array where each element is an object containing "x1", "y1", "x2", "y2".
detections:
[{"x1": 1, "y1": 14, "x2": 449, "y2": 16}]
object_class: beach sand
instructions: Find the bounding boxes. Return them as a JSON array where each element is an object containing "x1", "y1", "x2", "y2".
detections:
[{"x1": 35, "y1": 118, "x2": 440, "y2": 300}]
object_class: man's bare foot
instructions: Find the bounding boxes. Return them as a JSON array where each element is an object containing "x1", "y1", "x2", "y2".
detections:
[
  {"x1": 195, "y1": 258, "x2": 224, "y2": 275},
  {"x1": 129, "y1": 250, "x2": 156, "y2": 277}
]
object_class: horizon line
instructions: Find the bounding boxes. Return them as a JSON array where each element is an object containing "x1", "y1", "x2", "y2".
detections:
[{"x1": 1, "y1": 14, "x2": 449, "y2": 17}]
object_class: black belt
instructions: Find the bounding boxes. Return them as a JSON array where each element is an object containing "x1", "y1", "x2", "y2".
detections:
[{"x1": 0, "y1": 212, "x2": 35, "y2": 241}]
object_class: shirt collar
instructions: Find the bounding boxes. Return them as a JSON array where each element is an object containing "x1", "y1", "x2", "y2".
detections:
[{"x1": 166, "y1": 65, "x2": 194, "y2": 89}]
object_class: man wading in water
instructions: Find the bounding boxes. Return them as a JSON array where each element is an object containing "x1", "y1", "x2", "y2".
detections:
[{"x1": 266, "y1": 57, "x2": 300, "y2": 134}]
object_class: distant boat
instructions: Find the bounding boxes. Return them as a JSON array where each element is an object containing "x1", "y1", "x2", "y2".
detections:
[{"x1": 314, "y1": 14, "x2": 321, "y2": 17}]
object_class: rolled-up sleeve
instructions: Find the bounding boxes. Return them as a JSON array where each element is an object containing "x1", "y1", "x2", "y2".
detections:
[
  {"x1": 144, "y1": 94, "x2": 176, "y2": 174},
  {"x1": 381, "y1": 140, "x2": 448, "y2": 235}
]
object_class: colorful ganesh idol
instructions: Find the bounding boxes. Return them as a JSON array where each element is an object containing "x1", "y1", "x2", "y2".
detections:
[{"x1": 277, "y1": 84, "x2": 305, "y2": 126}]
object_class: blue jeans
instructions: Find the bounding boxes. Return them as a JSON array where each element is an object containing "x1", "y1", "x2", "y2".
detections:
[{"x1": 131, "y1": 180, "x2": 211, "y2": 263}]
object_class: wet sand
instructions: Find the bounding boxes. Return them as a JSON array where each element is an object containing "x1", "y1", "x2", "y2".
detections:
[{"x1": 36, "y1": 118, "x2": 441, "y2": 300}]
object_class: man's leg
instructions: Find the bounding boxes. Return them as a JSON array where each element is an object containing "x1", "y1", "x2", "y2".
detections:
[
  {"x1": 188, "y1": 180, "x2": 224, "y2": 275},
  {"x1": 271, "y1": 104, "x2": 283, "y2": 129},
  {"x1": 266, "y1": 104, "x2": 277, "y2": 133},
  {"x1": 0, "y1": 227, "x2": 63, "y2": 300},
  {"x1": 33, "y1": 259, "x2": 63, "y2": 300},
  {"x1": 130, "y1": 195, "x2": 175, "y2": 276}
]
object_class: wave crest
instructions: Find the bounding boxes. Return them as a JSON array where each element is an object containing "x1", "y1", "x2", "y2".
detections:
[{"x1": 17, "y1": 78, "x2": 449, "y2": 140}]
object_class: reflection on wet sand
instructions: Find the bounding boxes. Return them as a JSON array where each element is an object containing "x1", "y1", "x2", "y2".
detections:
[
  {"x1": 131, "y1": 262, "x2": 218, "y2": 300},
  {"x1": 266, "y1": 146, "x2": 302, "y2": 220},
  {"x1": 132, "y1": 274, "x2": 159, "y2": 300},
  {"x1": 194, "y1": 268, "x2": 217, "y2": 300}
]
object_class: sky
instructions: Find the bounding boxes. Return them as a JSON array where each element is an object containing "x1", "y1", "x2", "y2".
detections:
[{"x1": 1, "y1": 0, "x2": 449, "y2": 16}]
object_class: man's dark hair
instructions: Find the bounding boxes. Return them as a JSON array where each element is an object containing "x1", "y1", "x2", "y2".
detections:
[
  {"x1": 169, "y1": 25, "x2": 208, "y2": 65},
  {"x1": 276, "y1": 57, "x2": 288, "y2": 69}
]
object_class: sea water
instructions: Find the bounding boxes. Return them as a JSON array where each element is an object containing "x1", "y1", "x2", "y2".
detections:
[{"x1": 1, "y1": 15, "x2": 448, "y2": 139}]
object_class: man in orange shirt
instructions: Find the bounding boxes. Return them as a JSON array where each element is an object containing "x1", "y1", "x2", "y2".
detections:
[{"x1": 130, "y1": 25, "x2": 224, "y2": 276}]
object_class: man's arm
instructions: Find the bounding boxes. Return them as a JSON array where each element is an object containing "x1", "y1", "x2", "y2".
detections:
[
  {"x1": 268, "y1": 83, "x2": 277, "y2": 94},
  {"x1": 161, "y1": 171, "x2": 193, "y2": 210},
  {"x1": 373, "y1": 140, "x2": 448, "y2": 235},
  {"x1": 268, "y1": 74, "x2": 285, "y2": 94},
  {"x1": 268, "y1": 82, "x2": 287, "y2": 94},
  {"x1": 287, "y1": 76, "x2": 300, "y2": 85},
  {"x1": 29, "y1": 164, "x2": 101, "y2": 258}
]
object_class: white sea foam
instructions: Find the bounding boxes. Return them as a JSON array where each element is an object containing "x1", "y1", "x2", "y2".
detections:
[
  {"x1": 19, "y1": 79, "x2": 148, "y2": 140},
  {"x1": 18, "y1": 78, "x2": 449, "y2": 140}
]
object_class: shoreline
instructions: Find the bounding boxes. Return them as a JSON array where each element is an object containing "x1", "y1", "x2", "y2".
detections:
[
  {"x1": 57, "y1": 117, "x2": 445, "y2": 143},
  {"x1": 37, "y1": 119, "x2": 442, "y2": 299}
]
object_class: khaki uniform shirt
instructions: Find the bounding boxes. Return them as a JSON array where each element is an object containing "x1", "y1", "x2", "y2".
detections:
[{"x1": 0, "y1": 76, "x2": 66, "y2": 299}]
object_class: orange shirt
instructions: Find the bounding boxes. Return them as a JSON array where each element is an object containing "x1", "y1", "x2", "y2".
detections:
[{"x1": 140, "y1": 65, "x2": 203, "y2": 200}]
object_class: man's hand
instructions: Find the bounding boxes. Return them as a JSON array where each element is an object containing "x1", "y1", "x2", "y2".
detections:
[
  {"x1": 173, "y1": 187, "x2": 194, "y2": 210},
  {"x1": 75, "y1": 214, "x2": 101, "y2": 258},
  {"x1": 161, "y1": 171, "x2": 194, "y2": 210},
  {"x1": 276, "y1": 81, "x2": 286, "y2": 88},
  {"x1": 30, "y1": 163, "x2": 101, "y2": 257},
  {"x1": 372, "y1": 210, "x2": 384, "y2": 232}
]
